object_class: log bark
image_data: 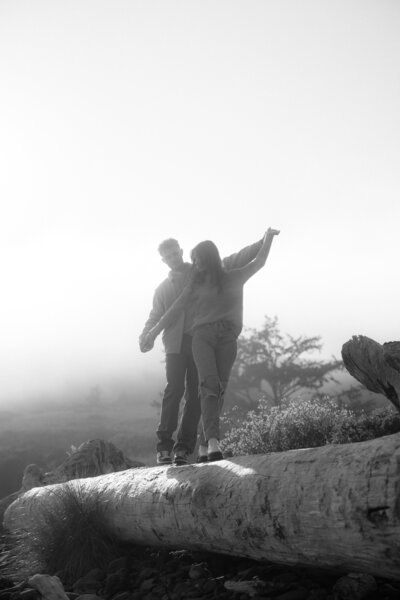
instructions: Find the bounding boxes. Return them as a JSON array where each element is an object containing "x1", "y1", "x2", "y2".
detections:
[
  {"x1": 4, "y1": 433, "x2": 400, "y2": 580},
  {"x1": 342, "y1": 335, "x2": 400, "y2": 411}
]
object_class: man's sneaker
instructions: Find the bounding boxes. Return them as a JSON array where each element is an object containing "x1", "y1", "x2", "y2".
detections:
[
  {"x1": 157, "y1": 451, "x2": 172, "y2": 465},
  {"x1": 173, "y1": 449, "x2": 189, "y2": 466}
]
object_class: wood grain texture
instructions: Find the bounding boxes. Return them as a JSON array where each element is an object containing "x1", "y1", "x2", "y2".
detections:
[
  {"x1": 342, "y1": 335, "x2": 400, "y2": 411},
  {"x1": 4, "y1": 433, "x2": 400, "y2": 580}
]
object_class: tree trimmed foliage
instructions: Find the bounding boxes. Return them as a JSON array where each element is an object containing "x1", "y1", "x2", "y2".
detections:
[
  {"x1": 221, "y1": 315, "x2": 400, "y2": 455},
  {"x1": 227, "y1": 316, "x2": 343, "y2": 411}
]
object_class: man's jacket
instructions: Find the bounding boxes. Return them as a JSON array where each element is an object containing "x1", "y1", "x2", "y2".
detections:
[{"x1": 140, "y1": 239, "x2": 263, "y2": 354}]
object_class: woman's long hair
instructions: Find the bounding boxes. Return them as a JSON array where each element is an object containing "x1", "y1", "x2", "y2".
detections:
[{"x1": 190, "y1": 240, "x2": 225, "y2": 290}]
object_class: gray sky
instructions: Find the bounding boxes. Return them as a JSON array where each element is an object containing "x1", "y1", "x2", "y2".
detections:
[{"x1": 1, "y1": 0, "x2": 399, "y2": 405}]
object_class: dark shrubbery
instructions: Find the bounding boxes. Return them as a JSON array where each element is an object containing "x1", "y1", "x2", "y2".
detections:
[
  {"x1": 221, "y1": 396, "x2": 400, "y2": 456},
  {"x1": 2, "y1": 483, "x2": 125, "y2": 585}
]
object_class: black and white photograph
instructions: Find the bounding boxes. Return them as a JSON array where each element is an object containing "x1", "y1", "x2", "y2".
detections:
[{"x1": 1, "y1": 1, "x2": 399, "y2": 597}]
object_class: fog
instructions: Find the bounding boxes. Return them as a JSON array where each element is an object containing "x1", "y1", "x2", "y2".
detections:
[{"x1": 1, "y1": 0, "x2": 399, "y2": 409}]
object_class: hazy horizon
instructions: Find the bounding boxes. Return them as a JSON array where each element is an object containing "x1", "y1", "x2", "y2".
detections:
[{"x1": 1, "y1": 0, "x2": 399, "y2": 407}]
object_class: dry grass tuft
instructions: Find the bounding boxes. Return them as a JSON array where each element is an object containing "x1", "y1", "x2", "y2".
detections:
[{"x1": 1, "y1": 482, "x2": 125, "y2": 586}]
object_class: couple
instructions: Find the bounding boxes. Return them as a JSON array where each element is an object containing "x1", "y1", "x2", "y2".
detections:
[{"x1": 139, "y1": 228, "x2": 280, "y2": 465}]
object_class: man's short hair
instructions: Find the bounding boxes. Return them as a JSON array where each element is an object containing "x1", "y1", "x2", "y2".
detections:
[{"x1": 158, "y1": 238, "x2": 180, "y2": 255}]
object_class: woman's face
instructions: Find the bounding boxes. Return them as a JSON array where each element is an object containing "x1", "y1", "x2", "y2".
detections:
[{"x1": 192, "y1": 251, "x2": 206, "y2": 272}]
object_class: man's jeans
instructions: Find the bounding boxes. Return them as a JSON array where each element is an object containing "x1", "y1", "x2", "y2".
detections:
[
  {"x1": 192, "y1": 321, "x2": 238, "y2": 444},
  {"x1": 157, "y1": 334, "x2": 201, "y2": 454}
]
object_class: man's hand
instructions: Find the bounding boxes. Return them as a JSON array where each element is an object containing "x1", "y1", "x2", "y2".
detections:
[
  {"x1": 139, "y1": 332, "x2": 154, "y2": 353},
  {"x1": 139, "y1": 327, "x2": 159, "y2": 353}
]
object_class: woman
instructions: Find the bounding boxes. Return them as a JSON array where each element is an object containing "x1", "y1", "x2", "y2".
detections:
[{"x1": 144, "y1": 227, "x2": 280, "y2": 461}]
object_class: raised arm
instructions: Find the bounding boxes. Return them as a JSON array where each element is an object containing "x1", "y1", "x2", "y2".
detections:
[
  {"x1": 222, "y1": 237, "x2": 263, "y2": 270},
  {"x1": 234, "y1": 228, "x2": 280, "y2": 283}
]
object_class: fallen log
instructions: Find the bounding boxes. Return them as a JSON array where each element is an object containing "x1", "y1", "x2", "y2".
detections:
[{"x1": 4, "y1": 433, "x2": 400, "y2": 580}]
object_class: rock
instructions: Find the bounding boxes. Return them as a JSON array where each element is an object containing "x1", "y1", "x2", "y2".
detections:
[
  {"x1": 109, "y1": 593, "x2": 132, "y2": 600},
  {"x1": 74, "y1": 595, "x2": 104, "y2": 600},
  {"x1": 28, "y1": 575, "x2": 69, "y2": 600},
  {"x1": 18, "y1": 590, "x2": 39, "y2": 600},
  {"x1": 106, "y1": 559, "x2": 128, "y2": 575},
  {"x1": 188, "y1": 563, "x2": 211, "y2": 580},
  {"x1": 40, "y1": 441, "x2": 142, "y2": 489},
  {"x1": 273, "y1": 571, "x2": 301, "y2": 585},
  {"x1": 274, "y1": 589, "x2": 309, "y2": 600},
  {"x1": 72, "y1": 569, "x2": 105, "y2": 595},
  {"x1": 72, "y1": 577, "x2": 101, "y2": 595},
  {"x1": 381, "y1": 582, "x2": 400, "y2": 599},
  {"x1": 0, "y1": 579, "x2": 16, "y2": 590},
  {"x1": 135, "y1": 567, "x2": 158, "y2": 582},
  {"x1": 307, "y1": 589, "x2": 329, "y2": 600},
  {"x1": 103, "y1": 570, "x2": 129, "y2": 600},
  {"x1": 139, "y1": 578, "x2": 156, "y2": 592},
  {"x1": 224, "y1": 578, "x2": 264, "y2": 597},
  {"x1": 1, "y1": 539, "x2": 397, "y2": 600},
  {"x1": 82, "y1": 571, "x2": 104, "y2": 583},
  {"x1": 333, "y1": 573, "x2": 377, "y2": 600},
  {"x1": 170, "y1": 581, "x2": 191, "y2": 596},
  {"x1": 72, "y1": 570, "x2": 105, "y2": 595},
  {"x1": 202, "y1": 579, "x2": 219, "y2": 594}
]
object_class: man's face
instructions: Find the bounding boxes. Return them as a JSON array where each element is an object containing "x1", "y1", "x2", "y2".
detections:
[{"x1": 160, "y1": 245, "x2": 184, "y2": 271}]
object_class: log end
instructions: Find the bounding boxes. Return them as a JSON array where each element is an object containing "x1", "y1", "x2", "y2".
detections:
[{"x1": 341, "y1": 335, "x2": 400, "y2": 412}]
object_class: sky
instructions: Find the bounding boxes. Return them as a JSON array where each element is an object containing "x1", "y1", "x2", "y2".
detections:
[{"x1": 1, "y1": 0, "x2": 399, "y2": 406}]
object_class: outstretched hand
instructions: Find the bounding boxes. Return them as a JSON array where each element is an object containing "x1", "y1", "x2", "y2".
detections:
[
  {"x1": 261, "y1": 228, "x2": 280, "y2": 246},
  {"x1": 266, "y1": 227, "x2": 280, "y2": 237}
]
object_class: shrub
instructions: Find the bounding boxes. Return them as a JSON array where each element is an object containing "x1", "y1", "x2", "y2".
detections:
[
  {"x1": 221, "y1": 396, "x2": 400, "y2": 456},
  {"x1": 1, "y1": 482, "x2": 125, "y2": 585},
  {"x1": 330, "y1": 406, "x2": 400, "y2": 444}
]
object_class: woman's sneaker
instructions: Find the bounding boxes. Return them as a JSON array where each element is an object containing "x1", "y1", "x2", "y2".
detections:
[
  {"x1": 157, "y1": 451, "x2": 172, "y2": 465},
  {"x1": 196, "y1": 455, "x2": 208, "y2": 463},
  {"x1": 173, "y1": 449, "x2": 189, "y2": 466},
  {"x1": 208, "y1": 450, "x2": 223, "y2": 462}
]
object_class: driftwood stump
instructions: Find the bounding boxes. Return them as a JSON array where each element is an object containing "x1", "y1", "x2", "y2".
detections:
[
  {"x1": 342, "y1": 335, "x2": 400, "y2": 412},
  {"x1": 0, "y1": 439, "x2": 142, "y2": 528}
]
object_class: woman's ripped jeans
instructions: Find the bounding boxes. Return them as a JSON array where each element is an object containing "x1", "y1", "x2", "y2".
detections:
[{"x1": 192, "y1": 320, "x2": 238, "y2": 444}]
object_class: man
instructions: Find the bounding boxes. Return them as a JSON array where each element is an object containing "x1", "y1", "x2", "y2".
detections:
[{"x1": 139, "y1": 236, "x2": 264, "y2": 466}]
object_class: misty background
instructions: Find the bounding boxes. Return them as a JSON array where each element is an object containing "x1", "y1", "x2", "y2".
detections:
[{"x1": 0, "y1": 1, "x2": 399, "y2": 493}]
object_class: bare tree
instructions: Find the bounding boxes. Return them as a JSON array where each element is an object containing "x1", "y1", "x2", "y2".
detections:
[{"x1": 227, "y1": 316, "x2": 342, "y2": 410}]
